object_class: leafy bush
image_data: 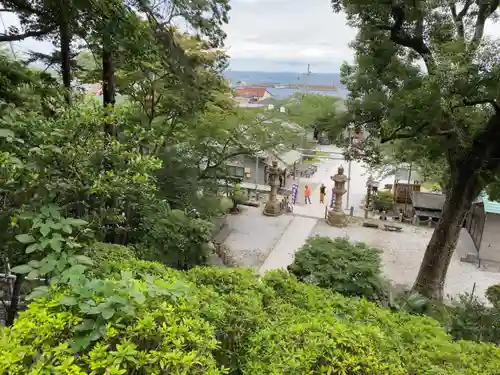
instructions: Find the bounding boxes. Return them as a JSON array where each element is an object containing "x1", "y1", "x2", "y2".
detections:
[
  {"x1": 0, "y1": 272, "x2": 220, "y2": 374},
  {"x1": 229, "y1": 191, "x2": 246, "y2": 213},
  {"x1": 373, "y1": 190, "x2": 394, "y2": 212},
  {"x1": 139, "y1": 204, "x2": 214, "y2": 269},
  {"x1": 2, "y1": 265, "x2": 500, "y2": 374},
  {"x1": 288, "y1": 236, "x2": 387, "y2": 301},
  {"x1": 84, "y1": 242, "x2": 137, "y2": 277},
  {"x1": 444, "y1": 294, "x2": 500, "y2": 345},
  {"x1": 486, "y1": 284, "x2": 500, "y2": 307}
]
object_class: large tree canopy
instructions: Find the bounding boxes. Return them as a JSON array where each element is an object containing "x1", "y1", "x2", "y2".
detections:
[{"x1": 332, "y1": 0, "x2": 500, "y2": 299}]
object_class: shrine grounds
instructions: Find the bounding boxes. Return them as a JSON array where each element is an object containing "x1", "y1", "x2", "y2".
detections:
[{"x1": 221, "y1": 202, "x2": 500, "y2": 303}]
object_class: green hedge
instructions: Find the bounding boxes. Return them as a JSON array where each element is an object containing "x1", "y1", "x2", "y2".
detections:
[
  {"x1": 1, "y1": 265, "x2": 500, "y2": 374},
  {"x1": 288, "y1": 236, "x2": 387, "y2": 301},
  {"x1": 373, "y1": 190, "x2": 394, "y2": 212}
]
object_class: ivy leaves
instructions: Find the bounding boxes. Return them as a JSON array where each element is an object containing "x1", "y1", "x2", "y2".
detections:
[
  {"x1": 10, "y1": 205, "x2": 94, "y2": 296},
  {"x1": 56, "y1": 271, "x2": 187, "y2": 352}
]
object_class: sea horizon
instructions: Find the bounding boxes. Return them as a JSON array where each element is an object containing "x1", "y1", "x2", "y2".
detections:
[{"x1": 224, "y1": 70, "x2": 343, "y2": 87}]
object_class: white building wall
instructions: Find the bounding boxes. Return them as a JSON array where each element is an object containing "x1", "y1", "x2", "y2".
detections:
[{"x1": 479, "y1": 213, "x2": 500, "y2": 263}]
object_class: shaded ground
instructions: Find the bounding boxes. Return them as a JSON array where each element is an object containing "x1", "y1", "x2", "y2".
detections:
[{"x1": 222, "y1": 206, "x2": 293, "y2": 268}]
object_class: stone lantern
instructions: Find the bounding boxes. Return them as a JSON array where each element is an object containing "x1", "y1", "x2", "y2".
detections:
[
  {"x1": 263, "y1": 160, "x2": 282, "y2": 216},
  {"x1": 326, "y1": 165, "x2": 348, "y2": 227},
  {"x1": 364, "y1": 175, "x2": 380, "y2": 218}
]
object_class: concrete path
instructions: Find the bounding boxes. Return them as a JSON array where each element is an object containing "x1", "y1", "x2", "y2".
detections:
[
  {"x1": 258, "y1": 216, "x2": 318, "y2": 274},
  {"x1": 292, "y1": 144, "x2": 394, "y2": 218}
]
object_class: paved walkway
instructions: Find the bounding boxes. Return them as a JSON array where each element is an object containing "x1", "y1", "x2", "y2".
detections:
[
  {"x1": 292, "y1": 145, "x2": 394, "y2": 218},
  {"x1": 258, "y1": 216, "x2": 318, "y2": 275}
]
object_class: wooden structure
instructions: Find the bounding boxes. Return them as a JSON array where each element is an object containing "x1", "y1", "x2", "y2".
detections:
[
  {"x1": 393, "y1": 168, "x2": 423, "y2": 204},
  {"x1": 393, "y1": 183, "x2": 421, "y2": 204},
  {"x1": 463, "y1": 195, "x2": 500, "y2": 263},
  {"x1": 411, "y1": 191, "x2": 446, "y2": 226},
  {"x1": 464, "y1": 201, "x2": 486, "y2": 254}
]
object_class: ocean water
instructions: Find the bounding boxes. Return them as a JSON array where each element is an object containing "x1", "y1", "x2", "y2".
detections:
[
  {"x1": 225, "y1": 70, "x2": 347, "y2": 98},
  {"x1": 224, "y1": 70, "x2": 342, "y2": 87}
]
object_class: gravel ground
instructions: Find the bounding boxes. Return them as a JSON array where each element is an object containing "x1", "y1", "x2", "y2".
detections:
[
  {"x1": 311, "y1": 220, "x2": 500, "y2": 301},
  {"x1": 223, "y1": 206, "x2": 294, "y2": 268},
  {"x1": 222, "y1": 203, "x2": 500, "y2": 301}
]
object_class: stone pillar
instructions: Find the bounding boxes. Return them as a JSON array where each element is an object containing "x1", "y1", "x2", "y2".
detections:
[
  {"x1": 263, "y1": 160, "x2": 282, "y2": 216},
  {"x1": 326, "y1": 165, "x2": 347, "y2": 227}
]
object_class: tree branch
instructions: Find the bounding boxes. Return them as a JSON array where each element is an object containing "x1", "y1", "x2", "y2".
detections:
[
  {"x1": 388, "y1": 4, "x2": 435, "y2": 73},
  {"x1": 365, "y1": 3, "x2": 435, "y2": 73},
  {"x1": 380, "y1": 122, "x2": 428, "y2": 143},
  {"x1": 471, "y1": 0, "x2": 499, "y2": 49},
  {"x1": 448, "y1": 0, "x2": 472, "y2": 39},
  {"x1": 0, "y1": 30, "x2": 49, "y2": 42}
]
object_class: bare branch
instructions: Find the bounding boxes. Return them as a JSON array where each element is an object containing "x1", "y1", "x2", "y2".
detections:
[
  {"x1": 0, "y1": 30, "x2": 49, "y2": 42},
  {"x1": 448, "y1": 0, "x2": 472, "y2": 39},
  {"x1": 365, "y1": 4, "x2": 435, "y2": 73},
  {"x1": 471, "y1": 0, "x2": 499, "y2": 49},
  {"x1": 380, "y1": 122, "x2": 428, "y2": 143},
  {"x1": 389, "y1": 5, "x2": 435, "y2": 72},
  {"x1": 457, "y1": 0, "x2": 473, "y2": 19}
]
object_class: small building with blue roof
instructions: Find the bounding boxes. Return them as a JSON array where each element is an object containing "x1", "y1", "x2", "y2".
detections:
[{"x1": 464, "y1": 193, "x2": 500, "y2": 263}]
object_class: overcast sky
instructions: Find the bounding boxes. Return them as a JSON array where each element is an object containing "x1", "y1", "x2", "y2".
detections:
[
  {"x1": 225, "y1": 0, "x2": 356, "y2": 73},
  {"x1": 1, "y1": 0, "x2": 499, "y2": 73}
]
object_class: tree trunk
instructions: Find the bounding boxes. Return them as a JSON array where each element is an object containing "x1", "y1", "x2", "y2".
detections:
[
  {"x1": 102, "y1": 45, "x2": 115, "y2": 108},
  {"x1": 412, "y1": 166, "x2": 479, "y2": 300},
  {"x1": 59, "y1": 12, "x2": 72, "y2": 105},
  {"x1": 413, "y1": 112, "x2": 500, "y2": 300},
  {"x1": 102, "y1": 33, "x2": 115, "y2": 136},
  {"x1": 6, "y1": 274, "x2": 25, "y2": 326}
]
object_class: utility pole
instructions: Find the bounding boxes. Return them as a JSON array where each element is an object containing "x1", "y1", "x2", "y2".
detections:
[
  {"x1": 296, "y1": 64, "x2": 312, "y2": 196},
  {"x1": 404, "y1": 162, "x2": 412, "y2": 217},
  {"x1": 0, "y1": 12, "x2": 17, "y2": 59},
  {"x1": 345, "y1": 124, "x2": 354, "y2": 210}
]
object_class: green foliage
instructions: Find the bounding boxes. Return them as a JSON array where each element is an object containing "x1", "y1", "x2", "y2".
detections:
[
  {"x1": 83, "y1": 242, "x2": 137, "y2": 277},
  {"x1": 138, "y1": 205, "x2": 214, "y2": 269},
  {"x1": 288, "y1": 236, "x2": 387, "y2": 301},
  {"x1": 2, "y1": 266, "x2": 500, "y2": 374},
  {"x1": 443, "y1": 294, "x2": 500, "y2": 346},
  {"x1": 9, "y1": 206, "x2": 95, "y2": 297},
  {"x1": 0, "y1": 273, "x2": 219, "y2": 374},
  {"x1": 373, "y1": 190, "x2": 394, "y2": 212},
  {"x1": 332, "y1": 0, "x2": 500, "y2": 299},
  {"x1": 486, "y1": 284, "x2": 500, "y2": 307}
]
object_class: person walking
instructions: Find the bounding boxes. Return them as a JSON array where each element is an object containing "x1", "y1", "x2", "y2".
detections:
[
  {"x1": 304, "y1": 185, "x2": 312, "y2": 204},
  {"x1": 319, "y1": 184, "x2": 326, "y2": 204}
]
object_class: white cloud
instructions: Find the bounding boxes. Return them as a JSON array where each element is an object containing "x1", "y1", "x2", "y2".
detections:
[
  {"x1": 225, "y1": 0, "x2": 355, "y2": 72},
  {"x1": 1, "y1": 2, "x2": 499, "y2": 73}
]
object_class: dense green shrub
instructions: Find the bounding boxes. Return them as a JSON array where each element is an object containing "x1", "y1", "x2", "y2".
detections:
[
  {"x1": 83, "y1": 242, "x2": 137, "y2": 277},
  {"x1": 373, "y1": 190, "x2": 394, "y2": 212},
  {"x1": 0, "y1": 279, "x2": 220, "y2": 374},
  {"x1": 2, "y1": 265, "x2": 500, "y2": 374},
  {"x1": 84, "y1": 242, "x2": 136, "y2": 265},
  {"x1": 288, "y1": 236, "x2": 387, "y2": 301},
  {"x1": 139, "y1": 204, "x2": 214, "y2": 269},
  {"x1": 486, "y1": 284, "x2": 500, "y2": 307},
  {"x1": 444, "y1": 294, "x2": 500, "y2": 345}
]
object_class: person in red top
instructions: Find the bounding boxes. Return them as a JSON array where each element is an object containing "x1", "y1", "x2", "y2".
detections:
[{"x1": 304, "y1": 185, "x2": 312, "y2": 204}]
